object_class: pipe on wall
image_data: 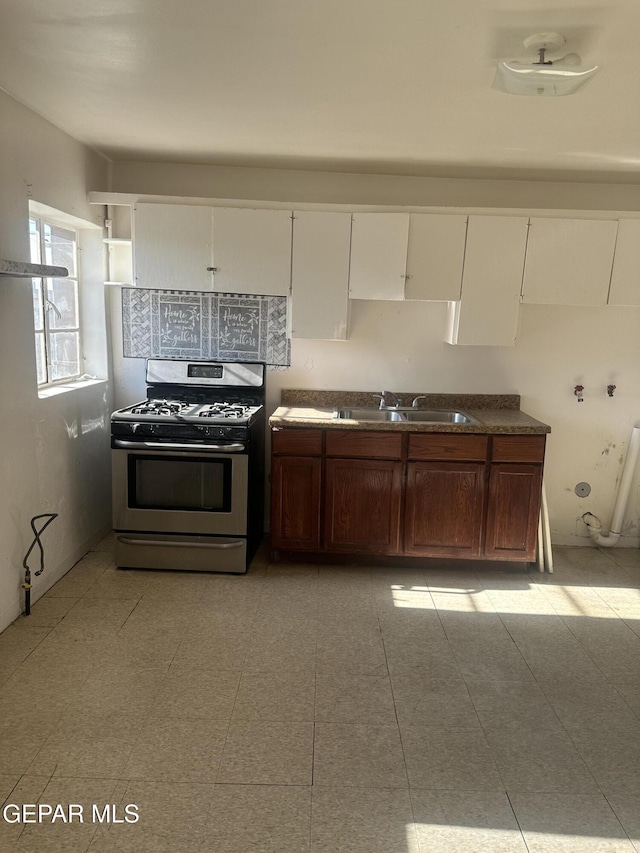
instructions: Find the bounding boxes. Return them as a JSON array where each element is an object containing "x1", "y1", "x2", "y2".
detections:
[{"x1": 582, "y1": 424, "x2": 640, "y2": 547}]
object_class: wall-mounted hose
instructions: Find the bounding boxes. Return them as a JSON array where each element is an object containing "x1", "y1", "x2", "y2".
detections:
[{"x1": 21, "y1": 513, "x2": 58, "y2": 616}]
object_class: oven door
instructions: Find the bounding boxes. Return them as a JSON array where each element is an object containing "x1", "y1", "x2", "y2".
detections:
[{"x1": 112, "y1": 440, "x2": 248, "y2": 536}]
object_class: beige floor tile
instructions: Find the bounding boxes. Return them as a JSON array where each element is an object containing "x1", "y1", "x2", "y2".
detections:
[
  {"x1": 313, "y1": 723, "x2": 407, "y2": 788},
  {"x1": 509, "y1": 792, "x2": 634, "y2": 853},
  {"x1": 97, "y1": 634, "x2": 180, "y2": 670},
  {"x1": 376, "y1": 605, "x2": 444, "y2": 639},
  {"x1": 410, "y1": 789, "x2": 528, "y2": 853},
  {"x1": 204, "y1": 784, "x2": 311, "y2": 853},
  {"x1": 152, "y1": 669, "x2": 240, "y2": 720},
  {"x1": 170, "y1": 635, "x2": 250, "y2": 672},
  {"x1": 90, "y1": 780, "x2": 214, "y2": 853},
  {"x1": 315, "y1": 673, "x2": 395, "y2": 724},
  {"x1": 244, "y1": 632, "x2": 317, "y2": 673},
  {"x1": 123, "y1": 717, "x2": 227, "y2": 783},
  {"x1": 540, "y1": 680, "x2": 639, "y2": 731},
  {"x1": 391, "y1": 674, "x2": 479, "y2": 728},
  {"x1": 0, "y1": 775, "x2": 51, "y2": 848},
  {"x1": 217, "y1": 720, "x2": 314, "y2": 785},
  {"x1": 232, "y1": 670, "x2": 315, "y2": 722},
  {"x1": 514, "y1": 639, "x2": 606, "y2": 683},
  {"x1": 82, "y1": 568, "x2": 148, "y2": 600},
  {"x1": 606, "y1": 795, "x2": 640, "y2": 852},
  {"x1": 30, "y1": 712, "x2": 145, "y2": 779},
  {"x1": 484, "y1": 723, "x2": 599, "y2": 793},
  {"x1": 465, "y1": 679, "x2": 559, "y2": 728},
  {"x1": 71, "y1": 666, "x2": 167, "y2": 716},
  {"x1": 402, "y1": 725, "x2": 502, "y2": 791},
  {"x1": 316, "y1": 632, "x2": 387, "y2": 676},
  {"x1": 569, "y1": 725, "x2": 640, "y2": 796},
  {"x1": 450, "y1": 637, "x2": 535, "y2": 683},
  {"x1": 60, "y1": 598, "x2": 138, "y2": 630},
  {"x1": 44, "y1": 565, "x2": 108, "y2": 600},
  {"x1": 614, "y1": 682, "x2": 640, "y2": 717},
  {"x1": 15, "y1": 777, "x2": 119, "y2": 853},
  {"x1": 311, "y1": 786, "x2": 416, "y2": 853},
  {"x1": 383, "y1": 634, "x2": 460, "y2": 677},
  {"x1": 23, "y1": 597, "x2": 80, "y2": 628}
]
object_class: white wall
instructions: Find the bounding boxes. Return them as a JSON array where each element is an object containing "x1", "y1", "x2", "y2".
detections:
[
  {"x1": 109, "y1": 161, "x2": 640, "y2": 550},
  {"x1": 0, "y1": 90, "x2": 111, "y2": 632}
]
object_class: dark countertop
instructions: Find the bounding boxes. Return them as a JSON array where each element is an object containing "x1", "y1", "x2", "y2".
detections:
[{"x1": 269, "y1": 391, "x2": 551, "y2": 435}]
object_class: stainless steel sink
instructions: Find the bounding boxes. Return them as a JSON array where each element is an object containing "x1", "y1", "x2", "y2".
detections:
[{"x1": 333, "y1": 407, "x2": 477, "y2": 424}]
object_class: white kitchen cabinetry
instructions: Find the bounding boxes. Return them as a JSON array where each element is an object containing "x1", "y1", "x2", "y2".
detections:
[
  {"x1": 446, "y1": 215, "x2": 528, "y2": 347},
  {"x1": 133, "y1": 203, "x2": 292, "y2": 295},
  {"x1": 349, "y1": 213, "x2": 409, "y2": 300},
  {"x1": 291, "y1": 211, "x2": 351, "y2": 340},
  {"x1": 212, "y1": 208, "x2": 292, "y2": 296},
  {"x1": 522, "y1": 217, "x2": 618, "y2": 306},
  {"x1": 405, "y1": 213, "x2": 467, "y2": 301},
  {"x1": 608, "y1": 219, "x2": 640, "y2": 306},
  {"x1": 133, "y1": 203, "x2": 214, "y2": 290}
]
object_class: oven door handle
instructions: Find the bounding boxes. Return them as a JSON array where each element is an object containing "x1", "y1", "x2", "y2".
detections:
[
  {"x1": 112, "y1": 439, "x2": 246, "y2": 453},
  {"x1": 117, "y1": 536, "x2": 244, "y2": 550}
]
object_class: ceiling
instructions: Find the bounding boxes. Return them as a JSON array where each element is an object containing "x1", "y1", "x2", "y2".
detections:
[{"x1": 1, "y1": 0, "x2": 639, "y2": 183}]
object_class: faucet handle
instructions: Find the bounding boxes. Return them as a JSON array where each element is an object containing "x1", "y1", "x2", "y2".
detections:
[
  {"x1": 372, "y1": 392, "x2": 386, "y2": 409},
  {"x1": 411, "y1": 395, "x2": 427, "y2": 409}
]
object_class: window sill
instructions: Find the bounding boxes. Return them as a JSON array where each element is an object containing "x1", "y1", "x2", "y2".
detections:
[{"x1": 38, "y1": 377, "x2": 108, "y2": 399}]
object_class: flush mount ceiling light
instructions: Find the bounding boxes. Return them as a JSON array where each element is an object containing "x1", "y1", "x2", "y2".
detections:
[{"x1": 494, "y1": 32, "x2": 599, "y2": 96}]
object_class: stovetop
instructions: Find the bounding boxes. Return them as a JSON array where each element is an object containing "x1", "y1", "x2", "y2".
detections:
[{"x1": 114, "y1": 398, "x2": 262, "y2": 425}]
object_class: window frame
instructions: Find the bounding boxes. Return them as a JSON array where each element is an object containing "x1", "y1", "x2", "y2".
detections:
[{"x1": 29, "y1": 216, "x2": 83, "y2": 388}]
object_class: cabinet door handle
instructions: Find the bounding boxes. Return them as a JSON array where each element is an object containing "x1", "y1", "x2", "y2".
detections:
[{"x1": 206, "y1": 267, "x2": 218, "y2": 272}]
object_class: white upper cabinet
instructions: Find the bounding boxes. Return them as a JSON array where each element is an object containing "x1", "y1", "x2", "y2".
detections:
[
  {"x1": 446, "y1": 215, "x2": 528, "y2": 347},
  {"x1": 349, "y1": 212, "x2": 409, "y2": 300},
  {"x1": 522, "y1": 217, "x2": 618, "y2": 306},
  {"x1": 212, "y1": 208, "x2": 292, "y2": 296},
  {"x1": 133, "y1": 203, "x2": 214, "y2": 290},
  {"x1": 608, "y1": 219, "x2": 640, "y2": 306},
  {"x1": 291, "y1": 211, "x2": 351, "y2": 340},
  {"x1": 405, "y1": 214, "x2": 467, "y2": 301}
]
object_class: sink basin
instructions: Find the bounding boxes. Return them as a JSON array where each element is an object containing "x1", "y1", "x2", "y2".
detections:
[{"x1": 334, "y1": 407, "x2": 477, "y2": 424}]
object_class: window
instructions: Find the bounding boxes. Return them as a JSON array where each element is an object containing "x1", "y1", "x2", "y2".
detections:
[{"x1": 29, "y1": 217, "x2": 81, "y2": 386}]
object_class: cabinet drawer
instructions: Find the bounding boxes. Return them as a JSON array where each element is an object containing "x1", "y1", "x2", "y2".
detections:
[
  {"x1": 491, "y1": 435, "x2": 546, "y2": 463},
  {"x1": 325, "y1": 430, "x2": 403, "y2": 460},
  {"x1": 271, "y1": 428, "x2": 322, "y2": 456},
  {"x1": 408, "y1": 434, "x2": 488, "y2": 461}
]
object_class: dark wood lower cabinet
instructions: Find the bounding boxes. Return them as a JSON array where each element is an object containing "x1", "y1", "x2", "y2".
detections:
[
  {"x1": 405, "y1": 461, "x2": 485, "y2": 557},
  {"x1": 270, "y1": 455, "x2": 321, "y2": 551},
  {"x1": 484, "y1": 463, "x2": 543, "y2": 560},
  {"x1": 325, "y1": 458, "x2": 403, "y2": 554},
  {"x1": 270, "y1": 427, "x2": 546, "y2": 565}
]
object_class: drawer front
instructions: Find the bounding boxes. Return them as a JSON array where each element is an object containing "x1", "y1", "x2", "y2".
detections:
[
  {"x1": 271, "y1": 428, "x2": 323, "y2": 456},
  {"x1": 325, "y1": 430, "x2": 403, "y2": 460},
  {"x1": 491, "y1": 435, "x2": 546, "y2": 463},
  {"x1": 408, "y1": 433, "x2": 488, "y2": 461}
]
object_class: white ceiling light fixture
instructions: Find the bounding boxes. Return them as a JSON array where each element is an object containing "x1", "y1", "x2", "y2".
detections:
[{"x1": 494, "y1": 32, "x2": 599, "y2": 96}]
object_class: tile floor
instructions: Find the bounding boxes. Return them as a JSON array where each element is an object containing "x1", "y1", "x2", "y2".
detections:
[{"x1": 0, "y1": 538, "x2": 640, "y2": 851}]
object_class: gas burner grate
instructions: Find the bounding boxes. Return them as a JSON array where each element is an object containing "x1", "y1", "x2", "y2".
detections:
[
  {"x1": 130, "y1": 399, "x2": 189, "y2": 416},
  {"x1": 198, "y1": 403, "x2": 251, "y2": 419}
]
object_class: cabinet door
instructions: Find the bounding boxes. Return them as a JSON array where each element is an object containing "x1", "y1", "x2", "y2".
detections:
[
  {"x1": 446, "y1": 215, "x2": 528, "y2": 346},
  {"x1": 291, "y1": 211, "x2": 351, "y2": 339},
  {"x1": 405, "y1": 461, "x2": 485, "y2": 557},
  {"x1": 522, "y1": 218, "x2": 618, "y2": 305},
  {"x1": 484, "y1": 463, "x2": 543, "y2": 561},
  {"x1": 133, "y1": 203, "x2": 213, "y2": 290},
  {"x1": 349, "y1": 213, "x2": 409, "y2": 300},
  {"x1": 405, "y1": 214, "x2": 467, "y2": 301},
  {"x1": 212, "y1": 208, "x2": 292, "y2": 295},
  {"x1": 324, "y1": 458, "x2": 402, "y2": 554},
  {"x1": 270, "y1": 456, "x2": 322, "y2": 551},
  {"x1": 609, "y1": 219, "x2": 640, "y2": 306}
]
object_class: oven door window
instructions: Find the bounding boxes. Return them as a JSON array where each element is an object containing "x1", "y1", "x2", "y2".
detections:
[{"x1": 128, "y1": 454, "x2": 232, "y2": 512}]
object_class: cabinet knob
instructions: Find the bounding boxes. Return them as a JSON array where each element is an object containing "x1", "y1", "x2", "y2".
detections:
[{"x1": 206, "y1": 267, "x2": 217, "y2": 273}]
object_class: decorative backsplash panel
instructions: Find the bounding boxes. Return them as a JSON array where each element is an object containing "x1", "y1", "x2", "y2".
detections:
[{"x1": 122, "y1": 288, "x2": 290, "y2": 367}]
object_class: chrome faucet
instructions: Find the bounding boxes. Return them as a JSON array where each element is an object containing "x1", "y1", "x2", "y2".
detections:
[
  {"x1": 373, "y1": 390, "x2": 401, "y2": 409},
  {"x1": 411, "y1": 395, "x2": 427, "y2": 409}
]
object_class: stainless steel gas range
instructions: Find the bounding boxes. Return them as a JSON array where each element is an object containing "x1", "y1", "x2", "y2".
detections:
[{"x1": 111, "y1": 359, "x2": 265, "y2": 573}]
